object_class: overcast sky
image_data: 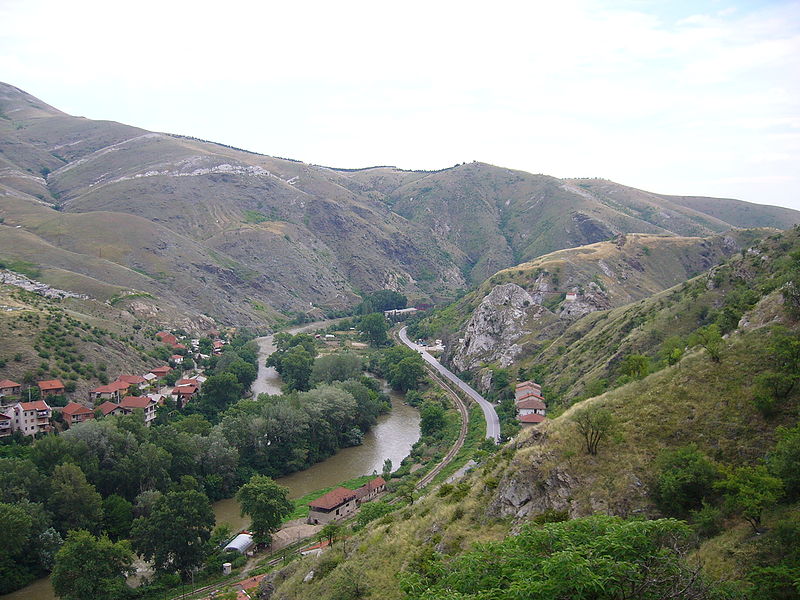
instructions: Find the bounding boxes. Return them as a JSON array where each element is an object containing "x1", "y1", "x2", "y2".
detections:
[{"x1": 1, "y1": 0, "x2": 798, "y2": 209}]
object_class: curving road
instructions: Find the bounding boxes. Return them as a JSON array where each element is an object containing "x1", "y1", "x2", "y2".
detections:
[{"x1": 399, "y1": 326, "x2": 501, "y2": 442}]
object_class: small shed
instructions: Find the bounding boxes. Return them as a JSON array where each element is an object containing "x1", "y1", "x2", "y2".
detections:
[{"x1": 224, "y1": 533, "x2": 255, "y2": 555}]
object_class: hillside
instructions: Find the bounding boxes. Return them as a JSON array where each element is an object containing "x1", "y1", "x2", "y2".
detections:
[
  {"x1": 266, "y1": 227, "x2": 800, "y2": 600},
  {"x1": 2, "y1": 82, "x2": 798, "y2": 328},
  {"x1": 410, "y1": 229, "x2": 764, "y2": 372}
]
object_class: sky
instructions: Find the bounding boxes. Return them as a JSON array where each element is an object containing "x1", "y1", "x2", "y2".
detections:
[{"x1": 1, "y1": 0, "x2": 798, "y2": 209}]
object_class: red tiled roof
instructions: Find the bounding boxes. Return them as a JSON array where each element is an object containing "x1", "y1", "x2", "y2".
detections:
[
  {"x1": 91, "y1": 384, "x2": 119, "y2": 394},
  {"x1": 0, "y1": 379, "x2": 21, "y2": 388},
  {"x1": 117, "y1": 374, "x2": 147, "y2": 384},
  {"x1": 37, "y1": 379, "x2": 64, "y2": 391},
  {"x1": 355, "y1": 477, "x2": 386, "y2": 499},
  {"x1": 172, "y1": 385, "x2": 198, "y2": 395},
  {"x1": 120, "y1": 396, "x2": 153, "y2": 409},
  {"x1": 110, "y1": 380, "x2": 133, "y2": 391},
  {"x1": 19, "y1": 400, "x2": 51, "y2": 411},
  {"x1": 98, "y1": 401, "x2": 123, "y2": 416},
  {"x1": 62, "y1": 402, "x2": 93, "y2": 416},
  {"x1": 516, "y1": 398, "x2": 546, "y2": 410},
  {"x1": 516, "y1": 391, "x2": 545, "y2": 402},
  {"x1": 177, "y1": 378, "x2": 199, "y2": 386},
  {"x1": 171, "y1": 343, "x2": 186, "y2": 350},
  {"x1": 150, "y1": 366, "x2": 172, "y2": 375},
  {"x1": 519, "y1": 413, "x2": 546, "y2": 423},
  {"x1": 170, "y1": 354, "x2": 184, "y2": 360},
  {"x1": 308, "y1": 487, "x2": 357, "y2": 510}
]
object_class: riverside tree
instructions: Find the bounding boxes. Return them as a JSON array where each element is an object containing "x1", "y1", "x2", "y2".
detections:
[
  {"x1": 236, "y1": 475, "x2": 293, "y2": 544},
  {"x1": 52, "y1": 530, "x2": 134, "y2": 600}
]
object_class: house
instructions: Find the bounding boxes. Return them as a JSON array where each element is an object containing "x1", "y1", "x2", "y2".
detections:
[
  {"x1": 37, "y1": 379, "x2": 65, "y2": 398},
  {"x1": 150, "y1": 366, "x2": 172, "y2": 378},
  {"x1": 171, "y1": 385, "x2": 198, "y2": 408},
  {"x1": 61, "y1": 402, "x2": 95, "y2": 427},
  {"x1": 565, "y1": 291, "x2": 578, "y2": 302},
  {"x1": 213, "y1": 340, "x2": 224, "y2": 354},
  {"x1": 0, "y1": 379, "x2": 22, "y2": 398},
  {"x1": 518, "y1": 413, "x2": 546, "y2": 427},
  {"x1": 116, "y1": 374, "x2": 149, "y2": 391},
  {"x1": 384, "y1": 307, "x2": 419, "y2": 321},
  {"x1": 176, "y1": 377, "x2": 201, "y2": 389},
  {"x1": 10, "y1": 400, "x2": 52, "y2": 435},
  {"x1": 0, "y1": 412, "x2": 12, "y2": 437},
  {"x1": 142, "y1": 372, "x2": 158, "y2": 385},
  {"x1": 98, "y1": 401, "x2": 126, "y2": 417},
  {"x1": 170, "y1": 354, "x2": 184, "y2": 364},
  {"x1": 156, "y1": 331, "x2": 178, "y2": 346},
  {"x1": 307, "y1": 487, "x2": 358, "y2": 525},
  {"x1": 119, "y1": 396, "x2": 158, "y2": 425},
  {"x1": 171, "y1": 343, "x2": 187, "y2": 351},
  {"x1": 89, "y1": 380, "x2": 130, "y2": 402},
  {"x1": 516, "y1": 396, "x2": 546, "y2": 417},
  {"x1": 354, "y1": 477, "x2": 386, "y2": 504},
  {"x1": 514, "y1": 380, "x2": 542, "y2": 401}
]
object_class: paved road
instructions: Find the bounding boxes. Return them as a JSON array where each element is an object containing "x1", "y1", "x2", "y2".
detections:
[{"x1": 399, "y1": 326, "x2": 501, "y2": 442}]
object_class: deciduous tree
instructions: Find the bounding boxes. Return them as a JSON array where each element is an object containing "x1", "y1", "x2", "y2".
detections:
[
  {"x1": 236, "y1": 475, "x2": 293, "y2": 545},
  {"x1": 52, "y1": 530, "x2": 134, "y2": 600}
]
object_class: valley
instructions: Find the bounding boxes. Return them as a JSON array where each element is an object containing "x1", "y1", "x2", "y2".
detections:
[{"x1": 1, "y1": 81, "x2": 799, "y2": 600}]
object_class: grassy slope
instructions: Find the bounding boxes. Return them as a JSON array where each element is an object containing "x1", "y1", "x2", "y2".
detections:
[{"x1": 268, "y1": 230, "x2": 800, "y2": 600}]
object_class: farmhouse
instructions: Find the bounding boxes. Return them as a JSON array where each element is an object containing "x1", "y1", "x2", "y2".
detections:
[{"x1": 307, "y1": 487, "x2": 358, "y2": 525}]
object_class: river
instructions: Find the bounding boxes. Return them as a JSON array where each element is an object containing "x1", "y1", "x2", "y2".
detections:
[{"x1": 4, "y1": 320, "x2": 420, "y2": 600}]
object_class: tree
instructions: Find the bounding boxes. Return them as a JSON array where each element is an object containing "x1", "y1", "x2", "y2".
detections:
[
  {"x1": 103, "y1": 494, "x2": 133, "y2": 540},
  {"x1": 312, "y1": 352, "x2": 362, "y2": 384},
  {"x1": 653, "y1": 445, "x2": 720, "y2": 517},
  {"x1": 420, "y1": 401, "x2": 447, "y2": 437},
  {"x1": 770, "y1": 423, "x2": 800, "y2": 500},
  {"x1": 356, "y1": 501, "x2": 394, "y2": 529},
  {"x1": 392, "y1": 356, "x2": 426, "y2": 391},
  {"x1": 319, "y1": 521, "x2": 343, "y2": 546},
  {"x1": 236, "y1": 475, "x2": 293, "y2": 545},
  {"x1": 48, "y1": 463, "x2": 103, "y2": 534},
  {"x1": 382, "y1": 458, "x2": 393, "y2": 480},
  {"x1": 572, "y1": 404, "x2": 614, "y2": 455},
  {"x1": 619, "y1": 354, "x2": 650, "y2": 380},
  {"x1": 357, "y1": 290, "x2": 407, "y2": 315},
  {"x1": 281, "y1": 345, "x2": 314, "y2": 391},
  {"x1": 52, "y1": 530, "x2": 134, "y2": 600},
  {"x1": 130, "y1": 489, "x2": 214, "y2": 578},
  {"x1": 360, "y1": 312, "x2": 389, "y2": 346},
  {"x1": 715, "y1": 465, "x2": 783, "y2": 533},
  {"x1": 692, "y1": 324, "x2": 723, "y2": 362},
  {"x1": 199, "y1": 372, "x2": 242, "y2": 415}
]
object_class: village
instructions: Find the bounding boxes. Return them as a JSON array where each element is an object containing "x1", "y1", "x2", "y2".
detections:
[{"x1": 0, "y1": 329, "x2": 227, "y2": 437}]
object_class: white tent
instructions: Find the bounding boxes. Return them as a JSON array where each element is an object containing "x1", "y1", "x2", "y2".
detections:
[{"x1": 224, "y1": 533, "x2": 254, "y2": 554}]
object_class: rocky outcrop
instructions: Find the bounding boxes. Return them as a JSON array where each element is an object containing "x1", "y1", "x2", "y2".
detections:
[{"x1": 452, "y1": 283, "x2": 549, "y2": 371}]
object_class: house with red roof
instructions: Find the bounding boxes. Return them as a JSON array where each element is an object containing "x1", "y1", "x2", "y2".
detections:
[
  {"x1": 307, "y1": 487, "x2": 358, "y2": 525},
  {"x1": 150, "y1": 366, "x2": 172, "y2": 378},
  {"x1": 156, "y1": 331, "x2": 178, "y2": 346},
  {"x1": 170, "y1": 354, "x2": 184, "y2": 364},
  {"x1": 354, "y1": 477, "x2": 386, "y2": 504},
  {"x1": 116, "y1": 374, "x2": 149, "y2": 391},
  {"x1": 171, "y1": 384, "x2": 198, "y2": 409},
  {"x1": 10, "y1": 400, "x2": 52, "y2": 435},
  {"x1": 519, "y1": 413, "x2": 546, "y2": 426},
  {"x1": 98, "y1": 401, "x2": 126, "y2": 417},
  {"x1": 515, "y1": 380, "x2": 542, "y2": 402},
  {"x1": 61, "y1": 402, "x2": 95, "y2": 427},
  {"x1": 89, "y1": 380, "x2": 130, "y2": 402},
  {"x1": 37, "y1": 379, "x2": 65, "y2": 398},
  {"x1": 119, "y1": 396, "x2": 158, "y2": 425},
  {"x1": 0, "y1": 379, "x2": 22, "y2": 398}
]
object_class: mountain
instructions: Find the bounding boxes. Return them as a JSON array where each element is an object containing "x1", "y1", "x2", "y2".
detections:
[{"x1": 1, "y1": 82, "x2": 798, "y2": 329}]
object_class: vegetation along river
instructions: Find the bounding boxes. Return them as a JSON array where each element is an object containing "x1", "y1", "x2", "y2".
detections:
[{"x1": 3, "y1": 323, "x2": 419, "y2": 600}]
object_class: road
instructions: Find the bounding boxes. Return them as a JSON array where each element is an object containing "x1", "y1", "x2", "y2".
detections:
[{"x1": 399, "y1": 326, "x2": 501, "y2": 442}]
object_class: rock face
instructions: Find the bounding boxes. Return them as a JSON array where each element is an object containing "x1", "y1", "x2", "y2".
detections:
[{"x1": 452, "y1": 283, "x2": 547, "y2": 371}]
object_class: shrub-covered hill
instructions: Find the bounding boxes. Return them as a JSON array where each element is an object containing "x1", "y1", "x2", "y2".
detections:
[
  {"x1": 266, "y1": 229, "x2": 800, "y2": 600},
  {"x1": 0, "y1": 283, "x2": 167, "y2": 400}
]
